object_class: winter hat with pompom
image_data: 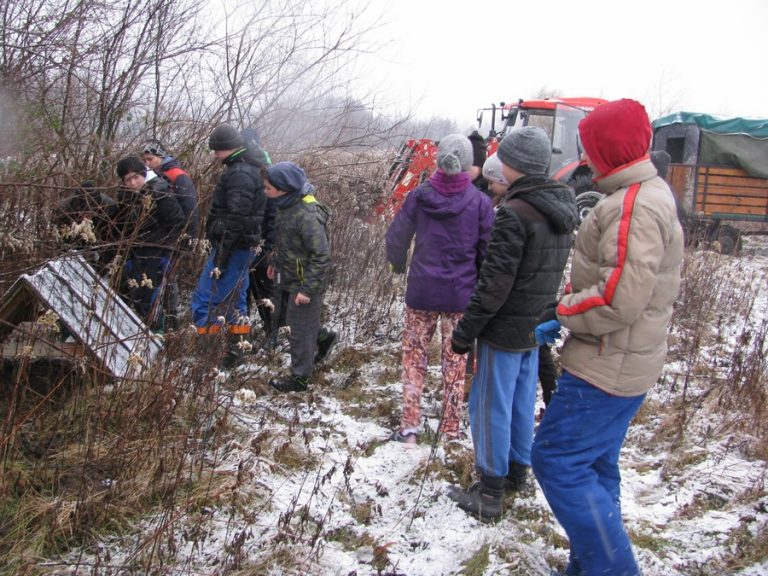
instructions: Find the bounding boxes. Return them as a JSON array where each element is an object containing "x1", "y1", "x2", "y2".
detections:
[{"x1": 436, "y1": 134, "x2": 473, "y2": 175}]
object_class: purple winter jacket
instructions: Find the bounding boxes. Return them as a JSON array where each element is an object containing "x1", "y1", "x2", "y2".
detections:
[{"x1": 385, "y1": 173, "x2": 494, "y2": 312}]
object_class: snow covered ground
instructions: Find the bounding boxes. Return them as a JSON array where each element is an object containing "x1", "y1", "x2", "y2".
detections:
[{"x1": 62, "y1": 239, "x2": 768, "y2": 575}]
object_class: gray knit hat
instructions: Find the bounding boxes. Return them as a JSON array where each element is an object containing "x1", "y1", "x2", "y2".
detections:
[
  {"x1": 140, "y1": 140, "x2": 167, "y2": 157},
  {"x1": 208, "y1": 124, "x2": 245, "y2": 151},
  {"x1": 436, "y1": 134, "x2": 473, "y2": 175},
  {"x1": 497, "y1": 126, "x2": 551, "y2": 175},
  {"x1": 482, "y1": 154, "x2": 508, "y2": 185}
]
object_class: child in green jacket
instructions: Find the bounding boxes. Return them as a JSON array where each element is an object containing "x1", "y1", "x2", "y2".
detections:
[{"x1": 264, "y1": 162, "x2": 336, "y2": 392}]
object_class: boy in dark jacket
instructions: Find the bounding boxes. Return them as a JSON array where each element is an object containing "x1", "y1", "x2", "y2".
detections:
[
  {"x1": 190, "y1": 125, "x2": 266, "y2": 363},
  {"x1": 448, "y1": 127, "x2": 578, "y2": 521},
  {"x1": 264, "y1": 162, "x2": 334, "y2": 393},
  {"x1": 140, "y1": 140, "x2": 199, "y2": 238},
  {"x1": 141, "y1": 140, "x2": 199, "y2": 329},
  {"x1": 114, "y1": 156, "x2": 186, "y2": 329}
]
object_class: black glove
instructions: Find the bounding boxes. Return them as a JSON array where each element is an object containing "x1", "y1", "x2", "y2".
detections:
[
  {"x1": 451, "y1": 338, "x2": 471, "y2": 355},
  {"x1": 538, "y1": 301, "x2": 558, "y2": 324}
]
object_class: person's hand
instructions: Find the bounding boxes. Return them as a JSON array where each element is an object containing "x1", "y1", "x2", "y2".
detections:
[
  {"x1": 294, "y1": 292, "x2": 311, "y2": 306},
  {"x1": 535, "y1": 320, "x2": 561, "y2": 345},
  {"x1": 451, "y1": 338, "x2": 471, "y2": 355}
]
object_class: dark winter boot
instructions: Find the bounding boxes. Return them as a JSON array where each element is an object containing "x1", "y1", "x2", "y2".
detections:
[
  {"x1": 269, "y1": 374, "x2": 309, "y2": 393},
  {"x1": 263, "y1": 330, "x2": 278, "y2": 351},
  {"x1": 314, "y1": 327, "x2": 338, "y2": 364},
  {"x1": 222, "y1": 333, "x2": 251, "y2": 369},
  {"x1": 505, "y1": 461, "x2": 530, "y2": 493},
  {"x1": 447, "y1": 475, "x2": 504, "y2": 522}
]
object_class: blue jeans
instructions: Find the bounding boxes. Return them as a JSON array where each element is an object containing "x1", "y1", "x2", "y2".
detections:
[
  {"x1": 531, "y1": 371, "x2": 645, "y2": 576},
  {"x1": 190, "y1": 249, "x2": 254, "y2": 328},
  {"x1": 469, "y1": 341, "x2": 538, "y2": 478},
  {"x1": 123, "y1": 249, "x2": 171, "y2": 327}
]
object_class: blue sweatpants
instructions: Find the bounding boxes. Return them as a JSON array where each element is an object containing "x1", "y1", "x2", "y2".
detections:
[
  {"x1": 190, "y1": 249, "x2": 254, "y2": 328},
  {"x1": 531, "y1": 371, "x2": 645, "y2": 576},
  {"x1": 469, "y1": 340, "x2": 538, "y2": 478}
]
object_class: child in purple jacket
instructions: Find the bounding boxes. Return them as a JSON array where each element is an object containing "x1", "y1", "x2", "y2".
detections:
[{"x1": 385, "y1": 134, "x2": 494, "y2": 443}]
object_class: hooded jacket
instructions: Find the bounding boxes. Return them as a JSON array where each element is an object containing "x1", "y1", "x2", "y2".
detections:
[
  {"x1": 556, "y1": 159, "x2": 684, "y2": 396},
  {"x1": 453, "y1": 175, "x2": 578, "y2": 351},
  {"x1": 272, "y1": 194, "x2": 330, "y2": 295},
  {"x1": 268, "y1": 162, "x2": 331, "y2": 296},
  {"x1": 158, "y1": 157, "x2": 199, "y2": 237},
  {"x1": 385, "y1": 173, "x2": 494, "y2": 312},
  {"x1": 206, "y1": 148, "x2": 266, "y2": 267},
  {"x1": 557, "y1": 98, "x2": 684, "y2": 397}
]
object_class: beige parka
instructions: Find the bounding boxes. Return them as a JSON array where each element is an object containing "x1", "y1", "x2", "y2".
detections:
[{"x1": 557, "y1": 157, "x2": 684, "y2": 397}]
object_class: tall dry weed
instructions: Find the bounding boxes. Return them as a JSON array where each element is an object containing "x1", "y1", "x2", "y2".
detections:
[{"x1": 666, "y1": 249, "x2": 768, "y2": 450}]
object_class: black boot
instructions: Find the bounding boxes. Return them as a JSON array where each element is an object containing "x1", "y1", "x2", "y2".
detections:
[
  {"x1": 505, "y1": 461, "x2": 529, "y2": 493},
  {"x1": 447, "y1": 475, "x2": 504, "y2": 522},
  {"x1": 314, "y1": 327, "x2": 338, "y2": 364},
  {"x1": 269, "y1": 374, "x2": 309, "y2": 393},
  {"x1": 223, "y1": 333, "x2": 250, "y2": 369}
]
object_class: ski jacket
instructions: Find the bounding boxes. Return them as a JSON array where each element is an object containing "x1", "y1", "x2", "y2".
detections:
[
  {"x1": 159, "y1": 157, "x2": 199, "y2": 237},
  {"x1": 385, "y1": 179, "x2": 494, "y2": 312},
  {"x1": 272, "y1": 192, "x2": 331, "y2": 296},
  {"x1": 557, "y1": 157, "x2": 684, "y2": 396},
  {"x1": 205, "y1": 148, "x2": 266, "y2": 268},
  {"x1": 453, "y1": 175, "x2": 578, "y2": 351}
]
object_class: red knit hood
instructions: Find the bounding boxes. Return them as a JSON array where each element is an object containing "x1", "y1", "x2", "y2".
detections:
[{"x1": 578, "y1": 99, "x2": 652, "y2": 177}]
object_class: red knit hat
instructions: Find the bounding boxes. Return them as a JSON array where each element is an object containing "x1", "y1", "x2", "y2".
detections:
[{"x1": 578, "y1": 99, "x2": 651, "y2": 177}]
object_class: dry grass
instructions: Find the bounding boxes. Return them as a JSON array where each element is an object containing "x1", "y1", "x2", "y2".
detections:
[{"x1": 1, "y1": 154, "x2": 767, "y2": 575}]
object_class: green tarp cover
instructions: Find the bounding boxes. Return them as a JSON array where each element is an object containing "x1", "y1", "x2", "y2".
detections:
[
  {"x1": 699, "y1": 132, "x2": 768, "y2": 178},
  {"x1": 654, "y1": 111, "x2": 768, "y2": 178},
  {"x1": 653, "y1": 111, "x2": 768, "y2": 137}
]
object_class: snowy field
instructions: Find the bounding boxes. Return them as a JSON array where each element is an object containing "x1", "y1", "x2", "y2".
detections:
[{"x1": 60, "y1": 238, "x2": 768, "y2": 576}]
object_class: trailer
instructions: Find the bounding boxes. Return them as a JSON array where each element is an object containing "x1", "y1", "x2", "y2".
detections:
[{"x1": 652, "y1": 112, "x2": 768, "y2": 253}]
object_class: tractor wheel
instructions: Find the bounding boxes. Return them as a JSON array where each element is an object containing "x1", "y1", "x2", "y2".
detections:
[
  {"x1": 709, "y1": 224, "x2": 742, "y2": 256},
  {"x1": 575, "y1": 191, "x2": 603, "y2": 223},
  {"x1": 568, "y1": 172, "x2": 595, "y2": 195}
]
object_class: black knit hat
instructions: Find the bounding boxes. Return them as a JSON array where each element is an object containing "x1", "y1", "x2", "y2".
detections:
[
  {"x1": 468, "y1": 130, "x2": 487, "y2": 168},
  {"x1": 209, "y1": 124, "x2": 245, "y2": 151},
  {"x1": 116, "y1": 156, "x2": 147, "y2": 180}
]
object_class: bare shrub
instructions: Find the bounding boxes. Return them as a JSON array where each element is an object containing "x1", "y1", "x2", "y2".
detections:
[{"x1": 665, "y1": 250, "x2": 768, "y2": 448}]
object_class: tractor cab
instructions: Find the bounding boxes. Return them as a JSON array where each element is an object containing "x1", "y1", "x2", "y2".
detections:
[{"x1": 496, "y1": 97, "x2": 607, "y2": 182}]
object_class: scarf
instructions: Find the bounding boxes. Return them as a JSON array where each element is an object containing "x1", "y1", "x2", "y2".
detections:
[{"x1": 429, "y1": 169, "x2": 471, "y2": 196}]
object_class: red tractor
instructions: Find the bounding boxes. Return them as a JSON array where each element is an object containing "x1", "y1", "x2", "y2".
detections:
[{"x1": 379, "y1": 96, "x2": 607, "y2": 220}]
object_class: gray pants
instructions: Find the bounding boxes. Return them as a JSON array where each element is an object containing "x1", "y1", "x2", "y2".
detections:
[{"x1": 279, "y1": 290, "x2": 324, "y2": 379}]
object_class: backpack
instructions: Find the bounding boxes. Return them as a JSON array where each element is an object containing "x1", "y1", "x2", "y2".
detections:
[{"x1": 162, "y1": 166, "x2": 186, "y2": 184}]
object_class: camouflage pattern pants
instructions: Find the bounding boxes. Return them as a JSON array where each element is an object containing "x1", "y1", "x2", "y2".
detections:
[{"x1": 400, "y1": 306, "x2": 466, "y2": 439}]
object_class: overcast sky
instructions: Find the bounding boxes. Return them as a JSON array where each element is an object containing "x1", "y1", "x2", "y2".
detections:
[{"x1": 349, "y1": 0, "x2": 768, "y2": 129}]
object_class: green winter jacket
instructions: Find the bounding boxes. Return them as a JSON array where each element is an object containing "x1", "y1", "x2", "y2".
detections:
[{"x1": 273, "y1": 193, "x2": 331, "y2": 295}]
